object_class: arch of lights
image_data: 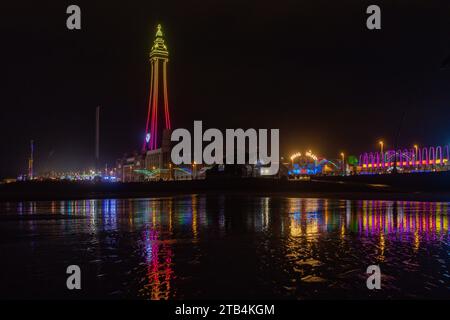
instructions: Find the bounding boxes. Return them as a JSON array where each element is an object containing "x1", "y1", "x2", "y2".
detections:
[
  {"x1": 289, "y1": 151, "x2": 339, "y2": 175},
  {"x1": 359, "y1": 145, "x2": 450, "y2": 171}
]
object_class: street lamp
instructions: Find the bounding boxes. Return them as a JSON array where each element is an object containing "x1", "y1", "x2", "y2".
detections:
[
  {"x1": 414, "y1": 145, "x2": 418, "y2": 168},
  {"x1": 379, "y1": 140, "x2": 384, "y2": 171}
]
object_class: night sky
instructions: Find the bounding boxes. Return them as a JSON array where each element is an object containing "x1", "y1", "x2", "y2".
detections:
[{"x1": 2, "y1": 0, "x2": 450, "y2": 177}]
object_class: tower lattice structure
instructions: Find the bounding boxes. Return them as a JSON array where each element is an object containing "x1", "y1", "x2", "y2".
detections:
[{"x1": 143, "y1": 24, "x2": 172, "y2": 151}]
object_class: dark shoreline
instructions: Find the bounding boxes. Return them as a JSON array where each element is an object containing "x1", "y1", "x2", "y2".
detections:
[{"x1": 2, "y1": 171, "x2": 450, "y2": 202}]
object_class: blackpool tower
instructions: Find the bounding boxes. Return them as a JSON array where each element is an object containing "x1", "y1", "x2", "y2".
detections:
[{"x1": 143, "y1": 24, "x2": 172, "y2": 151}]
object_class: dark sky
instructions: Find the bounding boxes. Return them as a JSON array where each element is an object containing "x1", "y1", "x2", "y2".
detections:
[{"x1": 2, "y1": 0, "x2": 450, "y2": 177}]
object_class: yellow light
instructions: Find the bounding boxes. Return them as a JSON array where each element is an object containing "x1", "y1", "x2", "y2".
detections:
[
  {"x1": 305, "y1": 151, "x2": 318, "y2": 161},
  {"x1": 290, "y1": 152, "x2": 302, "y2": 161}
]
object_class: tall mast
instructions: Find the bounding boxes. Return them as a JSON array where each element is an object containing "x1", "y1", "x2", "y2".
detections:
[
  {"x1": 96, "y1": 106, "x2": 100, "y2": 171},
  {"x1": 28, "y1": 140, "x2": 34, "y2": 180}
]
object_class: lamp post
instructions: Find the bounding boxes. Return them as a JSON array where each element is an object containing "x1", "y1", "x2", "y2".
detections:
[
  {"x1": 340, "y1": 152, "x2": 345, "y2": 175},
  {"x1": 379, "y1": 140, "x2": 384, "y2": 172},
  {"x1": 414, "y1": 144, "x2": 418, "y2": 169}
]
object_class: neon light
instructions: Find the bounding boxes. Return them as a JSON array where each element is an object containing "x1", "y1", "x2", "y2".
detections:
[
  {"x1": 290, "y1": 152, "x2": 302, "y2": 161},
  {"x1": 305, "y1": 150, "x2": 318, "y2": 161},
  {"x1": 359, "y1": 144, "x2": 450, "y2": 171}
]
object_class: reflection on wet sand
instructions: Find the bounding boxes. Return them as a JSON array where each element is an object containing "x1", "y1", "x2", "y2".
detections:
[
  {"x1": 286, "y1": 199, "x2": 448, "y2": 238},
  {"x1": 0, "y1": 196, "x2": 449, "y2": 299}
]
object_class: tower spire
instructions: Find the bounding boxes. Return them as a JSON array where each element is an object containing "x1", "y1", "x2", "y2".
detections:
[
  {"x1": 156, "y1": 24, "x2": 163, "y2": 37},
  {"x1": 151, "y1": 24, "x2": 167, "y2": 54}
]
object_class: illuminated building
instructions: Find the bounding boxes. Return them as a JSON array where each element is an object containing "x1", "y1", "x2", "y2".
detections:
[
  {"x1": 117, "y1": 153, "x2": 146, "y2": 182},
  {"x1": 142, "y1": 129, "x2": 172, "y2": 180},
  {"x1": 359, "y1": 144, "x2": 450, "y2": 173},
  {"x1": 117, "y1": 132, "x2": 175, "y2": 182},
  {"x1": 143, "y1": 24, "x2": 172, "y2": 151}
]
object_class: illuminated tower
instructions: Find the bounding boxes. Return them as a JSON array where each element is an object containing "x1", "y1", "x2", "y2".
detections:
[{"x1": 143, "y1": 24, "x2": 172, "y2": 151}]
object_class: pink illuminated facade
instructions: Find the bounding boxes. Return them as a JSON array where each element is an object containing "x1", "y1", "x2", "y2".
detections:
[{"x1": 359, "y1": 145, "x2": 450, "y2": 172}]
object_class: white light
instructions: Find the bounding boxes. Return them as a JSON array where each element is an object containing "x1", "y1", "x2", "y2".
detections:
[{"x1": 146, "y1": 133, "x2": 151, "y2": 143}]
